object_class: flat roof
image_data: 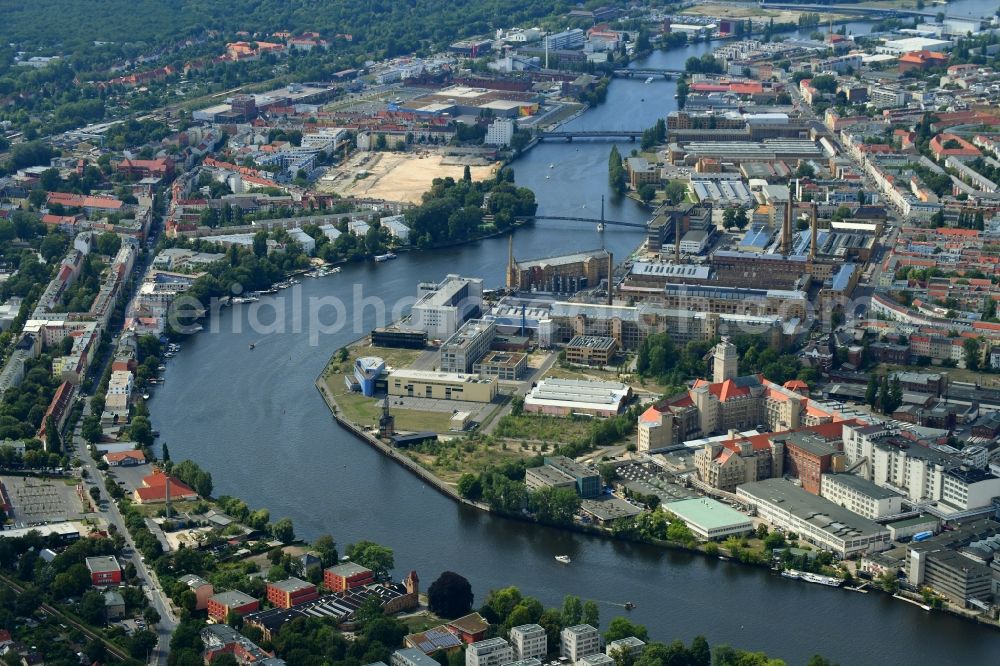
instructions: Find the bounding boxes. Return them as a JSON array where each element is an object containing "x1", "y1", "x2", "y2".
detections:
[
  {"x1": 85, "y1": 555, "x2": 120, "y2": 573},
  {"x1": 822, "y1": 473, "x2": 902, "y2": 500},
  {"x1": 738, "y1": 478, "x2": 888, "y2": 540},
  {"x1": 269, "y1": 577, "x2": 314, "y2": 593},
  {"x1": 527, "y1": 378, "x2": 630, "y2": 408},
  {"x1": 580, "y1": 497, "x2": 643, "y2": 521},
  {"x1": 526, "y1": 464, "x2": 576, "y2": 486},
  {"x1": 665, "y1": 498, "x2": 753, "y2": 530},
  {"x1": 566, "y1": 335, "x2": 617, "y2": 351},
  {"x1": 389, "y1": 368, "x2": 496, "y2": 385},
  {"x1": 211, "y1": 590, "x2": 257, "y2": 606},
  {"x1": 325, "y1": 562, "x2": 372, "y2": 577}
]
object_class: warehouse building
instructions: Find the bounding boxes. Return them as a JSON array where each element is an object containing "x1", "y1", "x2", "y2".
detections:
[
  {"x1": 388, "y1": 369, "x2": 498, "y2": 402},
  {"x1": 663, "y1": 498, "x2": 753, "y2": 540},
  {"x1": 524, "y1": 378, "x2": 632, "y2": 418}
]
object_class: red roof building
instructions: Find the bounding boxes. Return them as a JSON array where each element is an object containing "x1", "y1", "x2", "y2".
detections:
[
  {"x1": 266, "y1": 578, "x2": 319, "y2": 609},
  {"x1": 930, "y1": 133, "x2": 981, "y2": 160},
  {"x1": 103, "y1": 450, "x2": 147, "y2": 466},
  {"x1": 133, "y1": 471, "x2": 198, "y2": 504},
  {"x1": 116, "y1": 157, "x2": 174, "y2": 180}
]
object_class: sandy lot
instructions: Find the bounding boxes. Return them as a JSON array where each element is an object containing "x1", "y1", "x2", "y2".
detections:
[
  {"x1": 681, "y1": 4, "x2": 844, "y2": 24},
  {"x1": 319, "y1": 151, "x2": 497, "y2": 204}
]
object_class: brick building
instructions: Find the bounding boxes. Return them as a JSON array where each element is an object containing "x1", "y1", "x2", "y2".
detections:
[
  {"x1": 324, "y1": 562, "x2": 375, "y2": 592},
  {"x1": 266, "y1": 577, "x2": 319, "y2": 609}
]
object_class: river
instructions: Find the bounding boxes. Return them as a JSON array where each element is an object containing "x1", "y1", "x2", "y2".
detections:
[{"x1": 149, "y1": 17, "x2": 1000, "y2": 665}]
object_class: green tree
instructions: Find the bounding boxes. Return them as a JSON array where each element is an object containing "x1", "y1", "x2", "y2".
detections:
[
  {"x1": 638, "y1": 184, "x2": 656, "y2": 203},
  {"x1": 96, "y1": 232, "x2": 122, "y2": 256},
  {"x1": 457, "y1": 474, "x2": 483, "y2": 501},
  {"x1": 346, "y1": 540, "x2": 394, "y2": 579},
  {"x1": 963, "y1": 337, "x2": 981, "y2": 370},
  {"x1": 45, "y1": 416, "x2": 61, "y2": 453},
  {"x1": 427, "y1": 571, "x2": 474, "y2": 619},
  {"x1": 865, "y1": 374, "x2": 879, "y2": 409},
  {"x1": 608, "y1": 146, "x2": 626, "y2": 195},
  {"x1": 129, "y1": 416, "x2": 154, "y2": 447},
  {"x1": 582, "y1": 600, "x2": 599, "y2": 628},
  {"x1": 562, "y1": 595, "x2": 583, "y2": 626},
  {"x1": 272, "y1": 518, "x2": 295, "y2": 544},
  {"x1": 604, "y1": 617, "x2": 648, "y2": 643}
]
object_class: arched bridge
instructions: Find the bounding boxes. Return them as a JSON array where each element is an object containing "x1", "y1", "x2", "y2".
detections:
[
  {"x1": 517, "y1": 215, "x2": 647, "y2": 229},
  {"x1": 537, "y1": 130, "x2": 644, "y2": 141}
]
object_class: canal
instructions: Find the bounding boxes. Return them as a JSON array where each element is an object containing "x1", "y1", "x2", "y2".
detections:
[{"x1": 150, "y1": 16, "x2": 1000, "y2": 665}]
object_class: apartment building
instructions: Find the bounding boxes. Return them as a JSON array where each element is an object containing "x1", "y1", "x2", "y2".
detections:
[
  {"x1": 466, "y1": 638, "x2": 514, "y2": 666},
  {"x1": 510, "y1": 624, "x2": 547, "y2": 662},
  {"x1": 560, "y1": 625, "x2": 600, "y2": 662}
]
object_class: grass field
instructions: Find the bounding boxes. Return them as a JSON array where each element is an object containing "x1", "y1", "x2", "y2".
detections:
[
  {"x1": 401, "y1": 436, "x2": 540, "y2": 484},
  {"x1": 493, "y1": 413, "x2": 596, "y2": 444}
]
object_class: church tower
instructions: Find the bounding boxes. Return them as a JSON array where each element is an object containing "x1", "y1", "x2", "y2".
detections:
[
  {"x1": 506, "y1": 235, "x2": 518, "y2": 290},
  {"x1": 712, "y1": 338, "x2": 739, "y2": 384}
]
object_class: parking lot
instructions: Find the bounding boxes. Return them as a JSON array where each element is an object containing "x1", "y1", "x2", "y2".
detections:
[
  {"x1": 105, "y1": 463, "x2": 153, "y2": 494},
  {"x1": 1, "y1": 474, "x2": 86, "y2": 524},
  {"x1": 385, "y1": 395, "x2": 496, "y2": 422}
]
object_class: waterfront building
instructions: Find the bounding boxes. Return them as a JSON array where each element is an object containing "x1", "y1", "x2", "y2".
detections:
[
  {"x1": 388, "y1": 369, "x2": 498, "y2": 402},
  {"x1": 353, "y1": 357, "x2": 386, "y2": 397},
  {"x1": 207, "y1": 589, "x2": 260, "y2": 622},
  {"x1": 523, "y1": 378, "x2": 631, "y2": 418},
  {"x1": 473, "y1": 351, "x2": 527, "y2": 380},
  {"x1": 525, "y1": 465, "x2": 577, "y2": 494},
  {"x1": 663, "y1": 498, "x2": 753, "y2": 540},
  {"x1": 371, "y1": 327, "x2": 428, "y2": 349},
  {"x1": 485, "y1": 119, "x2": 516, "y2": 147},
  {"x1": 820, "y1": 474, "x2": 903, "y2": 520},
  {"x1": 266, "y1": 577, "x2": 319, "y2": 609},
  {"x1": 410, "y1": 275, "x2": 484, "y2": 340},
  {"x1": 466, "y1": 638, "x2": 514, "y2": 666},
  {"x1": 324, "y1": 562, "x2": 375, "y2": 592},
  {"x1": 543, "y1": 456, "x2": 601, "y2": 498},
  {"x1": 509, "y1": 624, "x2": 547, "y2": 662},
  {"x1": 606, "y1": 637, "x2": 645, "y2": 659},
  {"x1": 736, "y1": 478, "x2": 891, "y2": 558},
  {"x1": 906, "y1": 520, "x2": 1000, "y2": 606},
  {"x1": 448, "y1": 613, "x2": 491, "y2": 644},
  {"x1": 560, "y1": 625, "x2": 600, "y2": 662},
  {"x1": 105, "y1": 369, "x2": 133, "y2": 418},
  {"x1": 563, "y1": 335, "x2": 618, "y2": 367},
  {"x1": 133, "y1": 470, "x2": 198, "y2": 504},
  {"x1": 441, "y1": 319, "x2": 496, "y2": 373},
  {"x1": 405, "y1": 626, "x2": 464, "y2": 654},
  {"x1": 507, "y1": 248, "x2": 611, "y2": 294}
]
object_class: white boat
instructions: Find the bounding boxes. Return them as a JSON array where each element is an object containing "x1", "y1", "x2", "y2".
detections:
[
  {"x1": 597, "y1": 223, "x2": 605, "y2": 232},
  {"x1": 644, "y1": 76, "x2": 654, "y2": 84},
  {"x1": 554, "y1": 555, "x2": 571, "y2": 564},
  {"x1": 374, "y1": 252, "x2": 397, "y2": 262},
  {"x1": 780, "y1": 570, "x2": 801, "y2": 580},
  {"x1": 798, "y1": 571, "x2": 842, "y2": 587},
  {"x1": 549, "y1": 163, "x2": 555, "y2": 169},
  {"x1": 142, "y1": 393, "x2": 150, "y2": 400},
  {"x1": 331, "y1": 267, "x2": 342, "y2": 273}
]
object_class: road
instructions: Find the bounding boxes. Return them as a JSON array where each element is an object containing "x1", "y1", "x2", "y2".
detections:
[{"x1": 71, "y1": 398, "x2": 177, "y2": 666}]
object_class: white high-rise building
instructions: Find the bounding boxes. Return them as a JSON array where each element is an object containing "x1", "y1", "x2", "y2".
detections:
[
  {"x1": 485, "y1": 119, "x2": 516, "y2": 147},
  {"x1": 560, "y1": 625, "x2": 600, "y2": 662},
  {"x1": 510, "y1": 624, "x2": 547, "y2": 662},
  {"x1": 467, "y1": 638, "x2": 514, "y2": 666}
]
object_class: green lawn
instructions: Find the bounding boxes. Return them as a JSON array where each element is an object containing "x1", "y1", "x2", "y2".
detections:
[{"x1": 493, "y1": 414, "x2": 595, "y2": 443}]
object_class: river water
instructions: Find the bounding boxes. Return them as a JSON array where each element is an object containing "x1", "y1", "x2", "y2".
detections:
[{"x1": 150, "y1": 18, "x2": 1000, "y2": 665}]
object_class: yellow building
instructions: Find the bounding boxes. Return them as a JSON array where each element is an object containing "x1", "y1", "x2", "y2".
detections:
[{"x1": 388, "y1": 369, "x2": 497, "y2": 402}]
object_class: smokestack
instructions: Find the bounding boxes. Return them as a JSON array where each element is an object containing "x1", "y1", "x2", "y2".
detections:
[
  {"x1": 506, "y1": 234, "x2": 515, "y2": 290},
  {"x1": 810, "y1": 202, "x2": 818, "y2": 261},
  {"x1": 607, "y1": 251, "x2": 614, "y2": 306},
  {"x1": 782, "y1": 181, "x2": 794, "y2": 256},
  {"x1": 674, "y1": 216, "x2": 681, "y2": 263}
]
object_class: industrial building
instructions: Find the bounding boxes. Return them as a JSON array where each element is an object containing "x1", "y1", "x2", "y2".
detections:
[
  {"x1": 388, "y1": 369, "x2": 498, "y2": 402},
  {"x1": 410, "y1": 275, "x2": 484, "y2": 339},
  {"x1": 473, "y1": 351, "x2": 527, "y2": 380},
  {"x1": 663, "y1": 498, "x2": 753, "y2": 540},
  {"x1": 736, "y1": 478, "x2": 891, "y2": 558},
  {"x1": 440, "y1": 319, "x2": 496, "y2": 373},
  {"x1": 542, "y1": 456, "x2": 602, "y2": 499},
  {"x1": 563, "y1": 335, "x2": 618, "y2": 367},
  {"x1": 820, "y1": 473, "x2": 903, "y2": 520},
  {"x1": 524, "y1": 378, "x2": 632, "y2": 418},
  {"x1": 506, "y1": 247, "x2": 612, "y2": 294},
  {"x1": 905, "y1": 520, "x2": 1000, "y2": 606}
]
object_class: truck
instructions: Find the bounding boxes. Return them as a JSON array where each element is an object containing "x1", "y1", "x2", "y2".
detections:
[{"x1": 912, "y1": 531, "x2": 934, "y2": 542}]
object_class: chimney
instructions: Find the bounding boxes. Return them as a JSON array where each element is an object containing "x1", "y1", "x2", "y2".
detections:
[
  {"x1": 674, "y1": 215, "x2": 681, "y2": 263},
  {"x1": 782, "y1": 181, "x2": 794, "y2": 256},
  {"x1": 506, "y1": 234, "x2": 516, "y2": 290},
  {"x1": 809, "y1": 202, "x2": 818, "y2": 261},
  {"x1": 607, "y1": 250, "x2": 613, "y2": 306}
]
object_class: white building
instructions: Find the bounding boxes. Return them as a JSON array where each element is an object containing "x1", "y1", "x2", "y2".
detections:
[
  {"x1": 606, "y1": 637, "x2": 645, "y2": 659},
  {"x1": 348, "y1": 219, "x2": 371, "y2": 237},
  {"x1": 380, "y1": 215, "x2": 411, "y2": 242},
  {"x1": 510, "y1": 624, "x2": 547, "y2": 662},
  {"x1": 560, "y1": 625, "x2": 600, "y2": 662},
  {"x1": 319, "y1": 224, "x2": 342, "y2": 242},
  {"x1": 440, "y1": 319, "x2": 496, "y2": 373},
  {"x1": 842, "y1": 423, "x2": 1000, "y2": 511},
  {"x1": 545, "y1": 29, "x2": 585, "y2": 50},
  {"x1": 877, "y1": 37, "x2": 952, "y2": 55},
  {"x1": 486, "y1": 119, "x2": 516, "y2": 147},
  {"x1": 820, "y1": 473, "x2": 903, "y2": 520},
  {"x1": 410, "y1": 274, "x2": 485, "y2": 339},
  {"x1": 577, "y1": 655, "x2": 613, "y2": 666},
  {"x1": 106, "y1": 370, "x2": 134, "y2": 416},
  {"x1": 467, "y1": 638, "x2": 514, "y2": 666},
  {"x1": 393, "y1": 649, "x2": 442, "y2": 666},
  {"x1": 287, "y1": 227, "x2": 316, "y2": 254}
]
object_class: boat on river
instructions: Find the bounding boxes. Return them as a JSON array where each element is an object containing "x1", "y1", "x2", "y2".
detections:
[
  {"x1": 374, "y1": 252, "x2": 397, "y2": 262},
  {"x1": 780, "y1": 570, "x2": 801, "y2": 580},
  {"x1": 624, "y1": 601, "x2": 635, "y2": 610},
  {"x1": 554, "y1": 555, "x2": 571, "y2": 564},
  {"x1": 798, "y1": 571, "x2": 842, "y2": 587}
]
